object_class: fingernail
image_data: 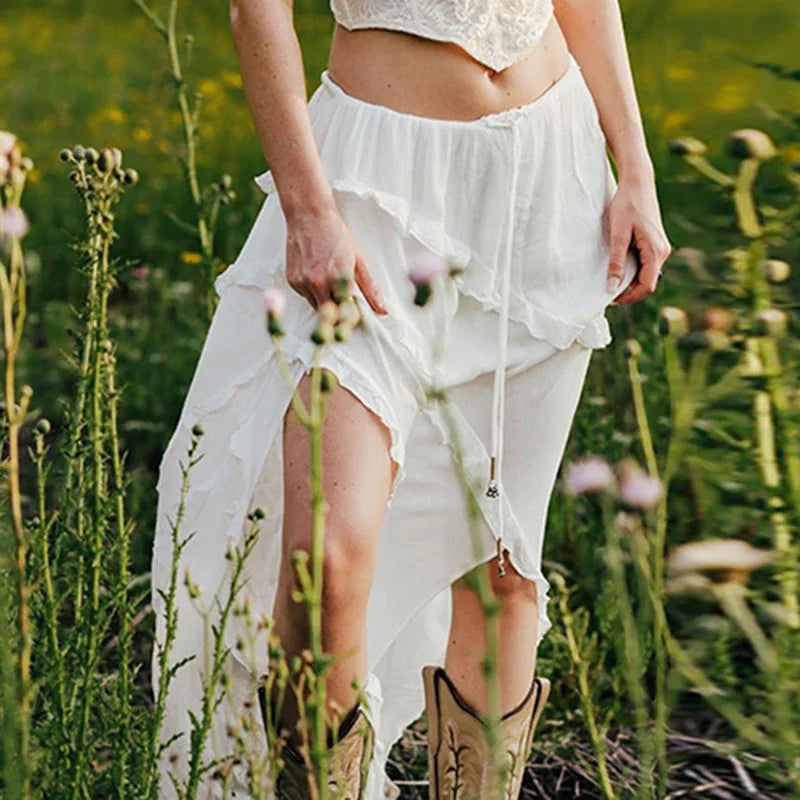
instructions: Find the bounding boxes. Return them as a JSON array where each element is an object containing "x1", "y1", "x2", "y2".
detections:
[{"x1": 606, "y1": 276, "x2": 621, "y2": 294}]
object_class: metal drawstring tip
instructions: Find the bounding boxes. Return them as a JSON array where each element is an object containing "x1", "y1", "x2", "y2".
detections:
[
  {"x1": 496, "y1": 537, "x2": 506, "y2": 578},
  {"x1": 485, "y1": 456, "x2": 500, "y2": 498}
]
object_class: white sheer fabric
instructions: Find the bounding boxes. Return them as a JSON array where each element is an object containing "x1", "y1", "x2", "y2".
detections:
[{"x1": 329, "y1": 0, "x2": 555, "y2": 72}]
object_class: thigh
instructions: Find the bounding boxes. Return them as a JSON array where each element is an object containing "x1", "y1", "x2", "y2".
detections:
[{"x1": 282, "y1": 368, "x2": 398, "y2": 563}]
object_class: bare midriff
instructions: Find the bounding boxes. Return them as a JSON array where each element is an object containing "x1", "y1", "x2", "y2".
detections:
[{"x1": 326, "y1": 15, "x2": 570, "y2": 122}]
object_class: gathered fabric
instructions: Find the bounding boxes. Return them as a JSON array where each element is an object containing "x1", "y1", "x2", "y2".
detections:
[{"x1": 151, "y1": 51, "x2": 636, "y2": 798}]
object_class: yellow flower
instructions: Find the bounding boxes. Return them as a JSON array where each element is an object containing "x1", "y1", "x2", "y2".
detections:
[
  {"x1": 180, "y1": 251, "x2": 203, "y2": 265},
  {"x1": 665, "y1": 64, "x2": 695, "y2": 82},
  {"x1": 132, "y1": 127, "x2": 152, "y2": 143},
  {"x1": 198, "y1": 78, "x2": 222, "y2": 97},
  {"x1": 710, "y1": 81, "x2": 749, "y2": 113},
  {"x1": 221, "y1": 70, "x2": 243, "y2": 89}
]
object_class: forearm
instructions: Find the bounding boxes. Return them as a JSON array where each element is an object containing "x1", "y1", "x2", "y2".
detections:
[
  {"x1": 229, "y1": 0, "x2": 335, "y2": 221},
  {"x1": 553, "y1": 0, "x2": 653, "y2": 182}
]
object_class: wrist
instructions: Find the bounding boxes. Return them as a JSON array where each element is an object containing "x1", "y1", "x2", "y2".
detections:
[
  {"x1": 280, "y1": 182, "x2": 338, "y2": 224},
  {"x1": 611, "y1": 142, "x2": 655, "y2": 185}
]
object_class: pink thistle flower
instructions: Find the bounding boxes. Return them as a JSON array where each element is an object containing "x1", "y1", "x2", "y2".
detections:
[
  {"x1": 407, "y1": 253, "x2": 450, "y2": 286},
  {"x1": 131, "y1": 265, "x2": 150, "y2": 279},
  {"x1": 563, "y1": 455, "x2": 615, "y2": 495},
  {"x1": 263, "y1": 288, "x2": 286, "y2": 317},
  {"x1": 0, "y1": 206, "x2": 30, "y2": 240},
  {"x1": 0, "y1": 132, "x2": 16, "y2": 156},
  {"x1": 616, "y1": 458, "x2": 662, "y2": 509}
]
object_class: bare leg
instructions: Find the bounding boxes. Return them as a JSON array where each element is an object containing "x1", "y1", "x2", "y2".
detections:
[
  {"x1": 271, "y1": 370, "x2": 398, "y2": 741},
  {"x1": 445, "y1": 554, "x2": 539, "y2": 715}
]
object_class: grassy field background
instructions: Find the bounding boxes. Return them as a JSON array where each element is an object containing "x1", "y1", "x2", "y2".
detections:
[{"x1": 1, "y1": 1, "x2": 800, "y2": 796}]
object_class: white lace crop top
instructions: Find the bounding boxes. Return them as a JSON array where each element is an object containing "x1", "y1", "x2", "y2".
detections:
[{"x1": 329, "y1": 0, "x2": 555, "y2": 74}]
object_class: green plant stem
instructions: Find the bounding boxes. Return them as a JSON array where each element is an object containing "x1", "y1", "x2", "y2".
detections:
[
  {"x1": 627, "y1": 350, "x2": 659, "y2": 479},
  {"x1": 433, "y1": 393, "x2": 505, "y2": 797},
  {"x1": 733, "y1": 159, "x2": 762, "y2": 238},
  {"x1": 106, "y1": 343, "x2": 132, "y2": 794},
  {"x1": 32, "y1": 436, "x2": 68, "y2": 735},
  {"x1": 148, "y1": 434, "x2": 202, "y2": 800},
  {"x1": 134, "y1": 0, "x2": 218, "y2": 318},
  {"x1": 0, "y1": 234, "x2": 32, "y2": 798},
  {"x1": 307, "y1": 356, "x2": 330, "y2": 799},
  {"x1": 553, "y1": 575, "x2": 616, "y2": 799},
  {"x1": 71, "y1": 231, "x2": 112, "y2": 799},
  {"x1": 600, "y1": 497, "x2": 654, "y2": 800}
]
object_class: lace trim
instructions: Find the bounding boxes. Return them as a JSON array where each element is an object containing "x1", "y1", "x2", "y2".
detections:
[{"x1": 329, "y1": 0, "x2": 555, "y2": 73}]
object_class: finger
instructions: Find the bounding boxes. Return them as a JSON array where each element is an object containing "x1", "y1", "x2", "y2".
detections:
[
  {"x1": 305, "y1": 275, "x2": 328, "y2": 311},
  {"x1": 607, "y1": 218, "x2": 632, "y2": 296},
  {"x1": 288, "y1": 278, "x2": 318, "y2": 311},
  {"x1": 353, "y1": 255, "x2": 389, "y2": 315},
  {"x1": 615, "y1": 280, "x2": 647, "y2": 305}
]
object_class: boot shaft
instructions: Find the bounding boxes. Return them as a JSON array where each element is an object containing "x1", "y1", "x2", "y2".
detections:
[{"x1": 422, "y1": 665, "x2": 550, "y2": 800}]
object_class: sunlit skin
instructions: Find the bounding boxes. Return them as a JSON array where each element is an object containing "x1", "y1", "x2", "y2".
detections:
[{"x1": 229, "y1": 0, "x2": 671, "y2": 729}]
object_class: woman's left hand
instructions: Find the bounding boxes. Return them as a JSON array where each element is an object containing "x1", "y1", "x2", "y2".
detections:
[{"x1": 605, "y1": 173, "x2": 672, "y2": 306}]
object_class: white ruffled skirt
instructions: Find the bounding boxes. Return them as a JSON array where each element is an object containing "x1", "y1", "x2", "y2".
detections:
[{"x1": 150, "y1": 52, "x2": 637, "y2": 798}]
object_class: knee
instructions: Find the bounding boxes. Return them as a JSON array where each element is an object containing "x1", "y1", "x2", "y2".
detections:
[
  {"x1": 284, "y1": 513, "x2": 379, "y2": 609},
  {"x1": 487, "y1": 555, "x2": 538, "y2": 604}
]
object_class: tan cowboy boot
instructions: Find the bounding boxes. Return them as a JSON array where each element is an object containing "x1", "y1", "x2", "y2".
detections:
[
  {"x1": 422, "y1": 665, "x2": 550, "y2": 800},
  {"x1": 258, "y1": 685, "x2": 374, "y2": 799}
]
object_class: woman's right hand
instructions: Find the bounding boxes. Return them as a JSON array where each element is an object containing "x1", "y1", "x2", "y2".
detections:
[{"x1": 285, "y1": 205, "x2": 389, "y2": 316}]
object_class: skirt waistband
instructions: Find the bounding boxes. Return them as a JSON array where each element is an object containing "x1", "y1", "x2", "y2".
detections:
[{"x1": 317, "y1": 52, "x2": 581, "y2": 130}]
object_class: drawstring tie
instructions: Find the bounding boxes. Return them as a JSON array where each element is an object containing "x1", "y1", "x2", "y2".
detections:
[{"x1": 485, "y1": 115, "x2": 523, "y2": 579}]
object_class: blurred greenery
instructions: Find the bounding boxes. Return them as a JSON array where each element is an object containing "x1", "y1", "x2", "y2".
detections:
[
  {"x1": 0, "y1": 0, "x2": 798, "y2": 595},
  {"x1": 2, "y1": 2, "x2": 800, "y2": 794}
]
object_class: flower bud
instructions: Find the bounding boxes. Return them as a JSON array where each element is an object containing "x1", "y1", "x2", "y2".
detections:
[
  {"x1": 263, "y1": 288, "x2": 285, "y2": 316},
  {"x1": 762, "y1": 259, "x2": 791, "y2": 284},
  {"x1": 623, "y1": 338, "x2": 642, "y2": 358},
  {"x1": 85, "y1": 147, "x2": 99, "y2": 165},
  {"x1": 318, "y1": 299, "x2": 339, "y2": 327},
  {"x1": 59, "y1": 147, "x2": 72, "y2": 162},
  {"x1": 668, "y1": 137, "x2": 707, "y2": 156},
  {"x1": 184, "y1": 569, "x2": 201, "y2": 599},
  {"x1": 72, "y1": 144, "x2": 86, "y2": 161},
  {"x1": 703, "y1": 330, "x2": 731, "y2": 351},
  {"x1": 320, "y1": 368, "x2": 338, "y2": 393},
  {"x1": 263, "y1": 288, "x2": 286, "y2": 337},
  {"x1": 413, "y1": 283, "x2": 432, "y2": 307},
  {"x1": 667, "y1": 538, "x2": 777, "y2": 585},
  {"x1": 0, "y1": 207, "x2": 30, "y2": 240},
  {"x1": 0, "y1": 131, "x2": 17, "y2": 156},
  {"x1": 225, "y1": 538, "x2": 237, "y2": 561},
  {"x1": 35, "y1": 418, "x2": 52, "y2": 435},
  {"x1": 191, "y1": 422, "x2": 205, "y2": 437},
  {"x1": 563, "y1": 455, "x2": 616, "y2": 495},
  {"x1": 123, "y1": 168, "x2": 139, "y2": 185},
  {"x1": 755, "y1": 308, "x2": 787, "y2": 338},
  {"x1": 97, "y1": 148, "x2": 115, "y2": 173},
  {"x1": 333, "y1": 296, "x2": 361, "y2": 342},
  {"x1": 658, "y1": 305, "x2": 689, "y2": 336},
  {"x1": 700, "y1": 306, "x2": 736, "y2": 334},
  {"x1": 725, "y1": 129, "x2": 776, "y2": 161},
  {"x1": 310, "y1": 321, "x2": 334, "y2": 345},
  {"x1": 616, "y1": 458, "x2": 662, "y2": 509}
]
